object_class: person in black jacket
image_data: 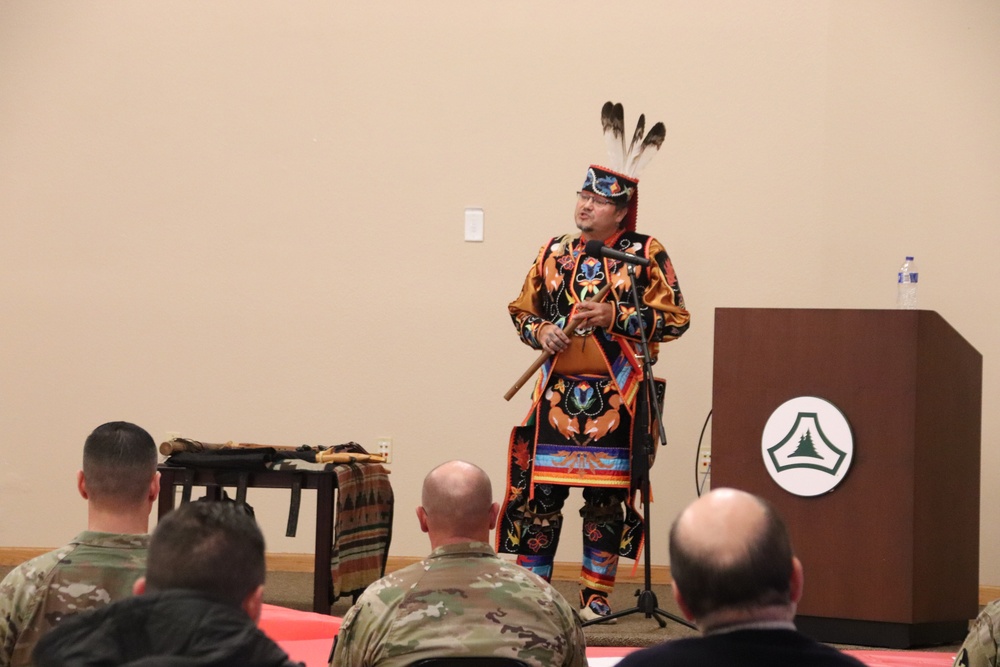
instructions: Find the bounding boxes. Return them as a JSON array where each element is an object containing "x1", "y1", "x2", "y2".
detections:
[
  {"x1": 617, "y1": 488, "x2": 866, "y2": 667},
  {"x1": 33, "y1": 501, "x2": 302, "y2": 667}
]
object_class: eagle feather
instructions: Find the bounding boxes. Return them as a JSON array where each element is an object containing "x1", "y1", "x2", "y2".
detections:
[{"x1": 600, "y1": 102, "x2": 666, "y2": 178}]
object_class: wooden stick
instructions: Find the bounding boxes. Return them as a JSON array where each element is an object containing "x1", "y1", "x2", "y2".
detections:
[
  {"x1": 503, "y1": 284, "x2": 612, "y2": 402},
  {"x1": 315, "y1": 451, "x2": 389, "y2": 466},
  {"x1": 159, "y1": 439, "x2": 304, "y2": 456},
  {"x1": 158, "y1": 438, "x2": 387, "y2": 465}
]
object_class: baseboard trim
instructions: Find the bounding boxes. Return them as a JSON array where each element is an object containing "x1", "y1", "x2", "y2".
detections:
[
  {"x1": 4, "y1": 547, "x2": 999, "y2": 604},
  {"x1": 981, "y1": 585, "x2": 1000, "y2": 604},
  {"x1": 0, "y1": 548, "x2": 50, "y2": 566},
  {"x1": 0, "y1": 547, "x2": 670, "y2": 583}
]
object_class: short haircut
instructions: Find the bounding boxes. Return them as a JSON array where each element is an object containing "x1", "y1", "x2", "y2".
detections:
[
  {"x1": 145, "y1": 501, "x2": 266, "y2": 608},
  {"x1": 669, "y1": 496, "x2": 794, "y2": 619},
  {"x1": 421, "y1": 460, "x2": 493, "y2": 536},
  {"x1": 82, "y1": 421, "x2": 157, "y2": 504}
]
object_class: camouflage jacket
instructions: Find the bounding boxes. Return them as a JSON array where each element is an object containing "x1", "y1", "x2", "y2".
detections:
[
  {"x1": 955, "y1": 600, "x2": 1000, "y2": 667},
  {"x1": 0, "y1": 531, "x2": 149, "y2": 667},
  {"x1": 330, "y1": 541, "x2": 587, "y2": 667}
]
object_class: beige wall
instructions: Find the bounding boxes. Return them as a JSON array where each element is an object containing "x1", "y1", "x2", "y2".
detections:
[{"x1": 2, "y1": 1, "x2": 999, "y2": 585}]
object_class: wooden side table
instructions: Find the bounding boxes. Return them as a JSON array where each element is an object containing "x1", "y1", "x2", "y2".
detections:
[{"x1": 157, "y1": 464, "x2": 337, "y2": 614}]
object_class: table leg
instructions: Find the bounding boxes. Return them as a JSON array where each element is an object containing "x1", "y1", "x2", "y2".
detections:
[
  {"x1": 157, "y1": 467, "x2": 178, "y2": 519},
  {"x1": 314, "y1": 473, "x2": 335, "y2": 614}
]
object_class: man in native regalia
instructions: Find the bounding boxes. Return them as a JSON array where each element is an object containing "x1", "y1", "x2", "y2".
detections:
[{"x1": 498, "y1": 101, "x2": 690, "y2": 622}]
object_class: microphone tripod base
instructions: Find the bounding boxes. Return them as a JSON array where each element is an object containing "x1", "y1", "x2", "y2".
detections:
[{"x1": 580, "y1": 587, "x2": 696, "y2": 629}]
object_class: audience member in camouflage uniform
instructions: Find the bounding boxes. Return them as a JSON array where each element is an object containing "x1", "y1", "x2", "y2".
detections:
[
  {"x1": 331, "y1": 460, "x2": 587, "y2": 667},
  {"x1": 0, "y1": 421, "x2": 159, "y2": 667},
  {"x1": 33, "y1": 502, "x2": 301, "y2": 667},
  {"x1": 954, "y1": 601, "x2": 1000, "y2": 667}
]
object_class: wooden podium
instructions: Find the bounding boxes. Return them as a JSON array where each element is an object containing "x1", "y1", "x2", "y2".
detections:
[{"x1": 712, "y1": 308, "x2": 982, "y2": 648}]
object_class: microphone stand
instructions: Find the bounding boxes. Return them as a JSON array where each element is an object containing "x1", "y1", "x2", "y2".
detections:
[{"x1": 581, "y1": 263, "x2": 695, "y2": 630}]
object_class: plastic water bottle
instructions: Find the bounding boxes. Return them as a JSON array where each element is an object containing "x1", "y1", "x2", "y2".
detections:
[{"x1": 897, "y1": 256, "x2": 918, "y2": 309}]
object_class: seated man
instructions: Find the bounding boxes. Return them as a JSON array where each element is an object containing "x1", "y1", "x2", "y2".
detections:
[
  {"x1": 617, "y1": 488, "x2": 866, "y2": 667},
  {"x1": 332, "y1": 460, "x2": 586, "y2": 667},
  {"x1": 33, "y1": 501, "x2": 301, "y2": 667},
  {"x1": 0, "y1": 421, "x2": 159, "y2": 667},
  {"x1": 954, "y1": 602, "x2": 1000, "y2": 667}
]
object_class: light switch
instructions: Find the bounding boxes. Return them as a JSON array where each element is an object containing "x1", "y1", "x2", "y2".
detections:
[{"x1": 464, "y1": 208, "x2": 484, "y2": 242}]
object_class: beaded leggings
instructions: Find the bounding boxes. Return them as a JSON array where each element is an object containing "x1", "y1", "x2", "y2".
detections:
[{"x1": 515, "y1": 483, "x2": 627, "y2": 601}]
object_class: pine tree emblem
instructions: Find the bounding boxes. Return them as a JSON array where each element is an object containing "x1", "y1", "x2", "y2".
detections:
[
  {"x1": 766, "y1": 413, "x2": 847, "y2": 475},
  {"x1": 761, "y1": 398, "x2": 854, "y2": 497},
  {"x1": 788, "y1": 430, "x2": 822, "y2": 459}
]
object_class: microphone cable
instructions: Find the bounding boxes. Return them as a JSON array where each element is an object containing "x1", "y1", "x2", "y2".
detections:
[{"x1": 694, "y1": 409, "x2": 712, "y2": 496}]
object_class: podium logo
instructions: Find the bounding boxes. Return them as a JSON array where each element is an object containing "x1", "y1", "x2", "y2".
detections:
[{"x1": 761, "y1": 396, "x2": 854, "y2": 497}]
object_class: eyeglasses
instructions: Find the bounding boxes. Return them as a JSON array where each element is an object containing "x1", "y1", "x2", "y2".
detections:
[{"x1": 576, "y1": 191, "x2": 615, "y2": 207}]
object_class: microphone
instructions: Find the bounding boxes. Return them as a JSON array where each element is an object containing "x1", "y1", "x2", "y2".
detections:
[{"x1": 584, "y1": 239, "x2": 650, "y2": 267}]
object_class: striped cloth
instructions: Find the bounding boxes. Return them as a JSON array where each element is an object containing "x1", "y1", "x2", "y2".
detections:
[
  {"x1": 328, "y1": 463, "x2": 394, "y2": 599},
  {"x1": 271, "y1": 457, "x2": 394, "y2": 600}
]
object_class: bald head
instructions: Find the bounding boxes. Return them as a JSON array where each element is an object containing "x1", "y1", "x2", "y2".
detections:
[
  {"x1": 669, "y1": 488, "x2": 796, "y2": 621},
  {"x1": 418, "y1": 461, "x2": 497, "y2": 546},
  {"x1": 673, "y1": 488, "x2": 772, "y2": 567}
]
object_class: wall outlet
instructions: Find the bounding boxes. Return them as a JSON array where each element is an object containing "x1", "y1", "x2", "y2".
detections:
[
  {"x1": 376, "y1": 437, "x2": 392, "y2": 463},
  {"x1": 699, "y1": 448, "x2": 712, "y2": 476}
]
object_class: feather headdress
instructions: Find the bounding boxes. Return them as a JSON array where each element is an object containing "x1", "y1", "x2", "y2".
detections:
[
  {"x1": 600, "y1": 101, "x2": 666, "y2": 179},
  {"x1": 581, "y1": 101, "x2": 667, "y2": 232}
]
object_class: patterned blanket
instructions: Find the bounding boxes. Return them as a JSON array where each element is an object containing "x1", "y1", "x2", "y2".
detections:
[
  {"x1": 272, "y1": 457, "x2": 394, "y2": 600},
  {"x1": 328, "y1": 462, "x2": 393, "y2": 599}
]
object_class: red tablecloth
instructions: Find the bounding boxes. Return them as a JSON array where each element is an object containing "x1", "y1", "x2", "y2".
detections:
[{"x1": 259, "y1": 605, "x2": 956, "y2": 667}]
